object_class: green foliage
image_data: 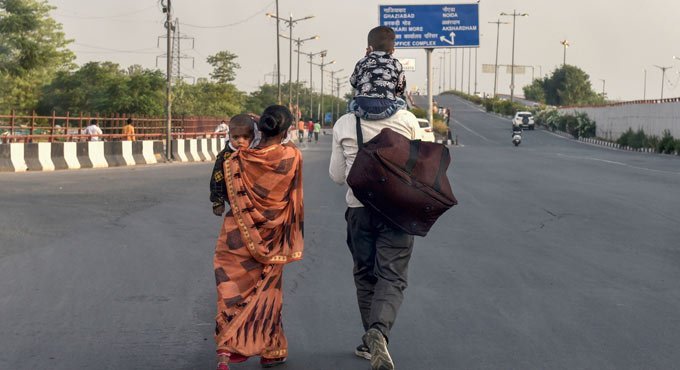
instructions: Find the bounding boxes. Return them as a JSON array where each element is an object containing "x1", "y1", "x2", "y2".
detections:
[
  {"x1": 37, "y1": 62, "x2": 166, "y2": 115},
  {"x1": 524, "y1": 65, "x2": 604, "y2": 107},
  {"x1": 432, "y1": 119, "x2": 448, "y2": 136},
  {"x1": 174, "y1": 80, "x2": 245, "y2": 117},
  {"x1": 523, "y1": 78, "x2": 546, "y2": 103},
  {"x1": 0, "y1": 0, "x2": 75, "y2": 112},
  {"x1": 657, "y1": 130, "x2": 676, "y2": 154},
  {"x1": 491, "y1": 99, "x2": 526, "y2": 116},
  {"x1": 206, "y1": 50, "x2": 240, "y2": 84},
  {"x1": 410, "y1": 107, "x2": 427, "y2": 119},
  {"x1": 244, "y1": 82, "x2": 348, "y2": 122}
]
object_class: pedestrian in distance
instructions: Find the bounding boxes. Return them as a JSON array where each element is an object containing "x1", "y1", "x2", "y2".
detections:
[
  {"x1": 215, "y1": 120, "x2": 229, "y2": 137},
  {"x1": 307, "y1": 120, "x2": 314, "y2": 142},
  {"x1": 330, "y1": 25, "x2": 421, "y2": 370},
  {"x1": 297, "y1": 119, "x2": 305, "y2": 143},
  {"x1": 313, "y1": 121, "x2": 321, "y2": 142},
  {"x1": 122, "y1": 118, "x2": 136, "y2": 141},
  {"x1": 84, "y1": 119, "x2": 103, "y2": 141},
  {"x1": 213, "y1": 105, "x2": 304, "y2": 370},
  {"x1": 209, "y1": 114, "x2": 260, "y2": 217}
]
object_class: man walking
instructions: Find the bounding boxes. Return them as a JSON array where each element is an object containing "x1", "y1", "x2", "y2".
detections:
[{"x1": 329, "y1": 26, "x2": 421, "y2": 370}]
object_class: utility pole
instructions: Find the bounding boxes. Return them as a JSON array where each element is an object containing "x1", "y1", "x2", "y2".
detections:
[
  {"x1": 161, "y1": 0, "x2": 173, "y2": 161},
  {"x1": 654, "y1": 65, "x2": 672, "y2": 99},
  {"x1": 599, "y1": 79, "x2": 606, "y2": 98},
  {"x1": 266, "y1": 12, "x2": 314, "y2": 107},
  {"x1": 501, "y1": 10, "x2": 529, "y2": 102},
  {"x1": 335, "y1": 76, "x2": 348, "y2": 122},
  {"x1": 297, "y1": 49, "x2": 326, "y2": 118},
  {"x1": 560, "y1": 40, "x2": 570, "y2": 66},
  {"x1": 281, "y1": 35, "x2": 319, "y2": 118},
  {"x1": 310, "y1": 52, "x2": 335, "y2": 124},
  {"x1": 326, "y1": 68, "x2": 344, "y2": 122},
  {"x1": 489, "y1": 19, "x2": 508, "y2": 97}
]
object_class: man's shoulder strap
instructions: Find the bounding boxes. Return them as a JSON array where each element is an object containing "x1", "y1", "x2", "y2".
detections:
[{"x1": 355, "y1": 116, "x2": 364, "y2": 150}]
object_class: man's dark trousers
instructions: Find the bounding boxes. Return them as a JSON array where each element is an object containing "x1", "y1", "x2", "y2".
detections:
[{"x1": 345, "y1": 207, "x2": 414, "y2": 340}]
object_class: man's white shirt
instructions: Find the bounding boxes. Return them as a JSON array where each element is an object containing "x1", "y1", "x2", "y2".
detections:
[{"x1": 329, "y1": 110, "x2": 420, "y2": 208}]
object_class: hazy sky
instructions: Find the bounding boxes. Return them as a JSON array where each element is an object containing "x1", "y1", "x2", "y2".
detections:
[{"x1": 49, "y1": 0, "x2": 680, "y2": 101}]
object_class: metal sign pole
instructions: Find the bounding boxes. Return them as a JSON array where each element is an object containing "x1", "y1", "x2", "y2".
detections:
[{"x1": 426, "y1": 48, "x2": 434, "y2": 128}]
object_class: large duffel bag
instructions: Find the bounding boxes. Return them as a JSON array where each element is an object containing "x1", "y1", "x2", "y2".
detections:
[{"x1": 347, "y1": 116, "x2": 457, "y2": 236}]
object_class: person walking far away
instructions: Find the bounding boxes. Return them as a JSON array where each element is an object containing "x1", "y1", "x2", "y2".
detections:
[
  {"x1": 307, "y1": 120, "x2": 314, "y2": 142},
  {"x1": 330, "y1": 26, "x2": 420, "y2": 370},
  {"x1": 215, "y1": 120, "x2": 229, "y2": 137},
  {"x1": 84, "y1": 119, "x2": 103, "y2": 141},
  {"x1": 313, "y1": 121, "x2": 321, "y2": 142},
  {"x1": 297, "y1": 119, "x2": 305, "y2": 143},
  {"x1": 213, "y1": 105, "x2": 304, "y2": 370},
  {"x1": 122, "y1": 118, "x2": 136, "y2": 141}
]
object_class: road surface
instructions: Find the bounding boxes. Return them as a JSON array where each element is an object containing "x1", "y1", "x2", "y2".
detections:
[{"x1": 1, "y1": 95, "x2": 679, "y2": 369}]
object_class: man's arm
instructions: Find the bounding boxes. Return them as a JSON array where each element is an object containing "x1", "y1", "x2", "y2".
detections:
[{"x1": 329, "y1": 125, "x2": 347, "y2": 185}]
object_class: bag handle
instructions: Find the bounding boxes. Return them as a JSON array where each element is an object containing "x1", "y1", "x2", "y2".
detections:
[
  {"x1": 405, "y1": 140, "x2": 420, "y2": 175},
  {"x1": 355, "y1": 116, "x2": 364, "y2": 150},
  {"x1": 433, "y1": 147, "x2": 449, "y2": 192}
]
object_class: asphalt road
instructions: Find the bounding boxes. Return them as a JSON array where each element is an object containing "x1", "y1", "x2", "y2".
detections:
[{"x1": 1, "y1": 96, "x2": 680, "y2": 370}]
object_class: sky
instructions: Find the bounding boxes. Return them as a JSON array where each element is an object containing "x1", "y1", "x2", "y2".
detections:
[{"x1": 48, "y1": 0, "x2": 680, "y2": 102}]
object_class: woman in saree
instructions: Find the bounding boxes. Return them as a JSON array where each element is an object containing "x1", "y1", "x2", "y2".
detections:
[{"x1": 214, "y1": 105, "x2": 304, "y2": 369}]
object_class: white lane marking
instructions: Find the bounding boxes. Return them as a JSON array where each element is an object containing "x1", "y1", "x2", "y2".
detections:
[
  {"x1": 453, "y1": 118, "x2": 491, "y2": 142},
  {"x1": 555, "y1": 153, "x2": 680, "y2": 175}
]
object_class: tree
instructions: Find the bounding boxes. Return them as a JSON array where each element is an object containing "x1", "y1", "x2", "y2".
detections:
[
  {"x1": 37, "y1": 62, "x2": 166, "y2": 116},
  {"x1": 0, "y1": 0, "x2": 74, "y2": 112},
  {"x1": 173, "y1": 80, "x2": 245, "y2": 117},
  {"x1": 523, "y1": 78, "x2": 546, "y2": 103},
  {"x1": 543, "y1": 65, "x2": 604, "y2": 106},
  {"x1": 206, "y1": 50, "x2": 240, "y2": 84}
]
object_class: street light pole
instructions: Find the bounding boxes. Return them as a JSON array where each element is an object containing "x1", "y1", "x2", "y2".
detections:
[
  {"x1": 266, "y1": 12, "x2": 314, "y2": 106},
  {"x1": 296, "y1": 49, "x2": 325, "y2": 118},
  {"x1": 474, "y1": 47, "x2": 478, "y2": 94},
  {"x1": 599, "y1": 79, "x2": 606, "y2": 98},
  {"x1": 282, "y1": 35, "x2": 319, "y2": 118},
  {"x1": 310, "y1": 53, "x2": 335, "y2": 124},
  {"x1": 326, "y1": 68, "x2": 344, "y2": 122},
  {"x1": 489, "y1": 20, "x2": 508, "y2": 97},
  {"x1": 162, "y1": 0, "x2": 173, "y2": 161},
  {"x1": 560, "y1": 40, "x2": 570, "y2": 66},
  {"x1": 653, "y1": 65, "x2": 672, "y2": 99},
  {"x1": 501, "y1": 10, "x2": 529, "y2": 102}
]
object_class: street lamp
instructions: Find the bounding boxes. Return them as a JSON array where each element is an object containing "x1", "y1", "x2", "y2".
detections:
[
  {"x1": 325, "y1": 68, "x2": 344, "y2": 122},
  {"x1": 560, "y1": 40, "x2": 570, "y2": 66},
  {"x1": 500, "y1": 10, "x2": 529, "y2": 102},
  {"x1": 266, "y1": 12, "x2": 314, "y2": 107},
  {"x1": 310, "y1": 53, "x2": 335, "y2": 124},
  {"x1": 296, "y1": 49, "x2": 326, "y2": 119},
  {"x1": 653, "y1": 65, "x2": 672, "y2": 99},
  {"x1": 488, "y1": 20, "x2": 509, "y2": 97},
  {"x1": 280, "y1": 34, "x2": 319, "y2": 118},
  {"x1": 599, "y1": 79, "x2": 606, "y2": 99}
]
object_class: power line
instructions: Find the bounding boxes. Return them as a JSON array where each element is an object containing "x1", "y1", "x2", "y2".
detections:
[
  {"x1": 181, "y1": 1, "x2": 274, "y2": 29},
  {"x1": 74, "y1": 43, "x2": 158, "y2": 53},
  {"x1": 52, "y1": 4, "x2": 157, "y2": 20}
]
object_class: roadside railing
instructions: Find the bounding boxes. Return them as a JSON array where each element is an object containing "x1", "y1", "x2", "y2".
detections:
[{"x1": 0, "y1": 111, "x2": 228, "y2": 143}]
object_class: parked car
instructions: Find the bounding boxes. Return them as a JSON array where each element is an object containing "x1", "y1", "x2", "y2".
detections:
[
  {"x1": 513, "y1": 111, "x2": 535, "y2": 130},
  {"x1": 416, "y1": 118, "x2": 436, "y2": 142}
]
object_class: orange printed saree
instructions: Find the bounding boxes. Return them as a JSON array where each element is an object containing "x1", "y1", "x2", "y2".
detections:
[{"x1": 214, "y1": 143, "x2": 304, "y2": 358}]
